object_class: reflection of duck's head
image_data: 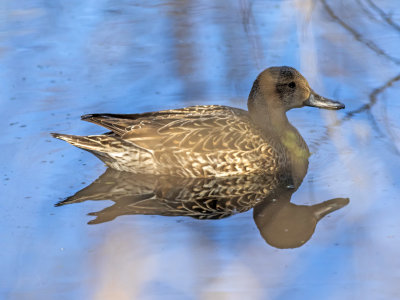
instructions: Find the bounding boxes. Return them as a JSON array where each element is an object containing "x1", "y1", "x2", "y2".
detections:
[
  {"x1": 248, "y1": 66, "x2": 344, "y2": 115},
  {"x1": 254, "y1": 197, "x2": 349, "y2": 249}
]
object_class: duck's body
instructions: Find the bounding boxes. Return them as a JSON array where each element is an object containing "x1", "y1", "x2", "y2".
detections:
[
  {"x1": 53, "y1": 105, "x2": 288, "y2": 177},
  {"x1": 52, "y1": 66, "x2": 344, "y2": 178}
]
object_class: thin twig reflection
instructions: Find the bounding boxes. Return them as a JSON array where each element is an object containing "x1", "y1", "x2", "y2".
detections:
[{"x1": 320, "y1": 0, "x2": 400, "y2": 64}]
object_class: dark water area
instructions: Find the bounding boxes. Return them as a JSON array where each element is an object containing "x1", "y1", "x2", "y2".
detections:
[{"x1": 2, "y1": 0, "x2": 400, "y2": 299}]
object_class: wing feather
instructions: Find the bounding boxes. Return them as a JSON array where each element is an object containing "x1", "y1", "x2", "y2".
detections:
[
  {"x1": 79, "y1": 105, "x2": 283, "y2": 176},
  {"x1": 81, "y1": 105, "x2": 261, "y2": 153}
]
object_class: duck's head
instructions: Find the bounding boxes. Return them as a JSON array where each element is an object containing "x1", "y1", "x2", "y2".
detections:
[{"x1": 248, "y1": 66, "x2": 345, "y2": 113}]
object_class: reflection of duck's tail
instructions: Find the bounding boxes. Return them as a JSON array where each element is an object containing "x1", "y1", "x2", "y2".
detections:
[{"x1": 55, "y1": 194, "x2": 95, "y2": 207}]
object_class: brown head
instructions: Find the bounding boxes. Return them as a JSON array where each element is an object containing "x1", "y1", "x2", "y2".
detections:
[{"x1": 248, "y1": 66, "x2": 345, "y2": 114}]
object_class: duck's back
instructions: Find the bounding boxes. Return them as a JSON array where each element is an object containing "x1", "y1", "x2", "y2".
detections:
[{"x1": 53, "y1": 105, "x2": 288, "y2": 177}]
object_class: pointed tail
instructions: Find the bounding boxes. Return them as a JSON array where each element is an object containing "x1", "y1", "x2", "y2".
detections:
[{"x1": 51, "y1": 133, "x2": 119, "y2": 152}]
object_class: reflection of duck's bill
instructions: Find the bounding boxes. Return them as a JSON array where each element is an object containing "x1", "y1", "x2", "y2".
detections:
[
  {"x1": 313, "y1": 197, "x2": 350, "y2": 220},
  {"x1": 304, "y1": 91, "x2": 345, "y2": 110}
]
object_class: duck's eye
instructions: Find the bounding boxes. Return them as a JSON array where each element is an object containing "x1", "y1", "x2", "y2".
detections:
[{"x1": 288, "y1": 82, "x2": 296, "y2": 88}]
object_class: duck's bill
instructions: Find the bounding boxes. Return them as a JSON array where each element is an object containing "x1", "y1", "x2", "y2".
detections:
[{"x1": 304, "y1": 92, "x2": 345, "y2": 110}]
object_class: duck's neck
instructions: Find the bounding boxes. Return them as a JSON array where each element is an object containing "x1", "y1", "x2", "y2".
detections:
[
  {"x1": 249, "y1": 104, "x2": 289, "y2": 137},
  {"x1": 248, "y1": 91, "x2": 310, "y2": 186},
  {"x1": 248, "y1": 88, "x2": 292, "y2": 139}
]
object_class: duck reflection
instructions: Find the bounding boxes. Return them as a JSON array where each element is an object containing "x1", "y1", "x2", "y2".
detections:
[{"x1": 57, "y1": 169, "x2": 348, "y2": 249}]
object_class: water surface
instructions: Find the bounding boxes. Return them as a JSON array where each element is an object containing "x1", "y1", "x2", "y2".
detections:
[{"x1": 2, "y1": 0, "x2": 400, "y2": 299}]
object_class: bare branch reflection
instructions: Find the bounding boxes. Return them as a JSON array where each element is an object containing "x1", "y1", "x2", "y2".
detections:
[
  {"x1": 309, "y1": 1, "x2": 400, "y2": 154},
  {"x1": 239, "y1": 0, "x2": 265, "y2": 68},
  {"x1": 345, "y1": 73, "x2": 400, "y2": 119},
  {"x1": 312, "y1": 72, "x2": 400, "y2": 154},
  {"x1": 320, "y1": 0, "x2": 400, "y2": 64},
  {"x1": 356, "y1": 0, "x2": 381, "y2": 22},
  {"x1": 365, "y1": 0, "x2": 400, "y2": 32}
]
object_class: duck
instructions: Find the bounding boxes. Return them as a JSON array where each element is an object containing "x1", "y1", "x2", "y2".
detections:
[{"x1": 52, "y1": 66, "x2": 345, "y2": 178}]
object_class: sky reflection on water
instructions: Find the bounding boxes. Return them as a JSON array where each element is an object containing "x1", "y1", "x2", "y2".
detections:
[{"x1": 1, "y1": 0, "x2": 400, "y2": 299}]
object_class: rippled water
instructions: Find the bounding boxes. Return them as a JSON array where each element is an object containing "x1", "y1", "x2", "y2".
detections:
[{"x1": 2, "y1": 0, "x2": 400, "y2": 299}]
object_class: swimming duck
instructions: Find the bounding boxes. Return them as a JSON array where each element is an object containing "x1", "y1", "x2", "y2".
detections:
[{"x1": 52, "y1": 66, "x2": 344, "y2": 177}]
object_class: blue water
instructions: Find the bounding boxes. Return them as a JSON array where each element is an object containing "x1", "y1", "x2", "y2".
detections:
[{"x1": 2, "y1": 0, "x2": 400, "y2": 299}]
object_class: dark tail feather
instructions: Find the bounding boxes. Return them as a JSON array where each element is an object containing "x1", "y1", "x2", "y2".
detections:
[{"x1": 80, "y1": 114, "x2": 134, "y2": 136}]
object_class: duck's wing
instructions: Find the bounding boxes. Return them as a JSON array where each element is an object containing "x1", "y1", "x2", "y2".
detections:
[
  {"x1": 81, "y1": 105, "x2": 264, "y2": 152},
  {"x1": 81, "y1": 105, "x2": 247, "y2": 136},
  {"x1": 80, "y1": 105, "x2": 284, "y2": 176}
]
